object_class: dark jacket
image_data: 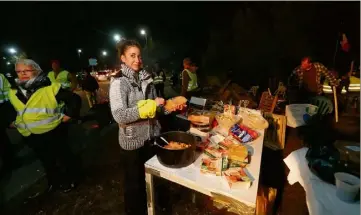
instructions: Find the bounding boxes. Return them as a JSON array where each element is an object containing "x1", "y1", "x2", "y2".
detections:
[{"x1": 82, "y1": 75, "x2": 99, "y2": 92}]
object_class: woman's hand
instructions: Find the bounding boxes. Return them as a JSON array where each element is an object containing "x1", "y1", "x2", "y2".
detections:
[
  {"x1": 155, "y1": 97, "x2": 165, "y2": 107},
  {"x1": 169, "y1": 103, "x2": 187, "y2": 112},
  {"x1": 175, "y1": 103, "x2": 187, "y2": 111}
]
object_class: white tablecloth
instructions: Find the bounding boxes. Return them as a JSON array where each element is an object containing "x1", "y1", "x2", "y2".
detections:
[{"x1": 284, "y1": 147, "x2": 360, "y2": 215}]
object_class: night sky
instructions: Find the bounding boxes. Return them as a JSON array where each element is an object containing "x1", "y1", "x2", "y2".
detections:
[
  {"x1": 0, "y1": 2, "x2": 359, "y2": 75},
  {"x1": 0, "y1": 2, "x2": 222, "y2": 71}
]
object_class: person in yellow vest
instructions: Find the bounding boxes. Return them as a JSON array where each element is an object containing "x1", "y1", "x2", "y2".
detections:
[
  {"x1": 152, "y1": 62, "x2": 166, "y2": 97},
  {"x1": 8, "y1": 59, "x2": 82, "y2": 193},
  {"x1": 0, "y1": 73, "x2": 16, "y2": 177},
  {"x1": 48, "y1": 60, "x2": 78, "y2": 91},
  {"x1": 181, "y1": 58, "x2": 200, "y2": 99}
]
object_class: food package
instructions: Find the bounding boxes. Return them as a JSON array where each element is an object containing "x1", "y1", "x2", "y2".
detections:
[
  {"x1": 212, "y1": 125, "x2": 229, "y2": 137},
  {"x1": 230, "y1": 124, "x2": 259, "y2": 143},
  {"x1": 228, "y1": 156, "x2": 249, "y2": 168},
  {"x1": 216, "y1": 114, "x2": 241, "y2": 128},
  {"x1": 238, "y1": 108, "x2": 269, "y2": 130},
  {"x1": 218, "y1": 136, "x2": 242, "y2": 150},
  {"x1": 222, "y1": 167, "x2": 253, "y2": 189},
  {"x1": 224, "y1": 105, "x2": 236, "y2": 115},
  {"x1": 227, "y1": 144, "x2": 250, "y2": 168},
  {"x1": 164, "y1": 96, "x2": 187, "y2": 112},
  {"x1": 200, "y1": 154, "x2": 225, "y2": 176},
  {"x1": 204, "y1": 145, "x2": 227, "y2": 159}
]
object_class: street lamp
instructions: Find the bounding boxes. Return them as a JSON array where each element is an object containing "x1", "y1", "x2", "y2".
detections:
[
  {"x1": 114, "y1": 34, "x2": 121, "y2": 42},
  {"x1": 8, "y1": 47, "x2": 17, "y2": 55},
  {"x1": 102, "y1": 51, "x2": 107, "y2": 56},
  {"x1": 6, "y1": 61, "x2": 10, "y2": 65},
  {"x1": 140, "y1": 29, "x2": 148, "y2": 48},
  {"x1": 78, "y1": 49, "x2": 82, "y2": 53}
]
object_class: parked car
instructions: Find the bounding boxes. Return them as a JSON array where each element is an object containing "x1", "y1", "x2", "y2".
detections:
[{"x1": 95, "y1": 71, "x2": 109, "y2": 81}]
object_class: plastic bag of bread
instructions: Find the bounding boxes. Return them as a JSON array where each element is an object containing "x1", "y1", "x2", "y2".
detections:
[
  {"x1": 227, "y1": 144, "x2": 249, "y2": 168},
  {"x1": 164, "y1": 96, "x2": 187, "y2": 112}
]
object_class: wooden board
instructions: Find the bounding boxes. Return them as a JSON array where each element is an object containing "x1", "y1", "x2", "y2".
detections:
[
  {"x1": 262, "y1": 113, "x2": 287, "y2": 151},
  {"x1": 258, "y1": 91, "x2": 278, "y2": 113}
]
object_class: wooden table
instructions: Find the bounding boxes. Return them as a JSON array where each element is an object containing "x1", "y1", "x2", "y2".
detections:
[{"x1": 145, "y1": 130, "x2": 265, "y2": 215}]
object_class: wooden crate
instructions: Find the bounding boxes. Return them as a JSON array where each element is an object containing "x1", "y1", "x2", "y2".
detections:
[
  {"x1": 262, "y1": 112, "x2": 287, "y2": 150},
  {"x1": 258, "y1": 91, "x2": 278, "y2": 113}
]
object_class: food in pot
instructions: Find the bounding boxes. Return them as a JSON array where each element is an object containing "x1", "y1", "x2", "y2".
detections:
[
  {"x1": 163, "y1": 141, "x2": 190, "y2": 150},
  {"x1": 164, "y1": 96, "x2": 187, "y2": 112}
]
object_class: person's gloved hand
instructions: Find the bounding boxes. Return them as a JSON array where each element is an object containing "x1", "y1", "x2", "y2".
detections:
[{"x1": 137, "y1": 99, "x2": 157, "y2": 119}]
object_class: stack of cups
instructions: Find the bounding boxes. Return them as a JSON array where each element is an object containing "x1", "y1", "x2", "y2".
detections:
[{"x1": 334, "y1": 172, "x2": 360, "y2": 202}]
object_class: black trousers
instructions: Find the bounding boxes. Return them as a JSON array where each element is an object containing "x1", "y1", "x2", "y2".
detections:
[
  {"x1": 155, "y1": 83, "x2": 165, "y2": 98},
  {"x1": 121, "y1": 143, "x2": 155, "y2": 215},
  {"x1": 24, "y1": 123, "x2": 80, "y2": 187}
]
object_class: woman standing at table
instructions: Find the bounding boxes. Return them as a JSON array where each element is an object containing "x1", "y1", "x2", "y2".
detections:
[{"x1": 109, "y1": 39, "x2": 184, "y2": 215}]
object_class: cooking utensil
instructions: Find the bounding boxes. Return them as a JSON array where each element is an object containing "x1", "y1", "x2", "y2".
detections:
[
  {"x1": 160, "y1": 137, "x2": 169, "y2": 145},
  {"x1": 155, "y1": 131, "x2": 197, "y2": 168}
]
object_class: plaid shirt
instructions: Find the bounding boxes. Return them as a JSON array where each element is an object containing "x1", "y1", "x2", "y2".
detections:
[{"x1": 292, "y1": 62, "x2": 339, "y2": 95}]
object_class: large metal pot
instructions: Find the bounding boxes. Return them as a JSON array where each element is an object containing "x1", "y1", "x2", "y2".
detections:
[{"x1": 155, "y1": 131, "x2": 197, "y2": 168}]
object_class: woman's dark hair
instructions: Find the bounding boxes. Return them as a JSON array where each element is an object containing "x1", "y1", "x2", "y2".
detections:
[
  {"x1": 116, "y1": 39, "x2": 142, "y2": 57},
  {"x1": 112, "y1": 39, "x2": 142, "y2": 77}
]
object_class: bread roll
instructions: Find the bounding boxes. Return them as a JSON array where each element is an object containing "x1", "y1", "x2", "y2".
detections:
[{"x1": 164, "y1": 96, "x2": 187, "y2": 111}]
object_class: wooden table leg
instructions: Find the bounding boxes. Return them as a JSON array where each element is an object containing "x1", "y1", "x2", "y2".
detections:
[{"x1": 146, "y1": 172, "x2": 155, "y2": 215}]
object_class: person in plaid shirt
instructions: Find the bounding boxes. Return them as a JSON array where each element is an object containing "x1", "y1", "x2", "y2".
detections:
[{"x1": 291, "y1": 57, "x2": 339, "y2": 99}]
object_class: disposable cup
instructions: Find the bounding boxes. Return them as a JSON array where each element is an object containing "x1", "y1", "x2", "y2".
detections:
[{"x1": 334, "y1": 172, "x2": 360, "y2": 202}]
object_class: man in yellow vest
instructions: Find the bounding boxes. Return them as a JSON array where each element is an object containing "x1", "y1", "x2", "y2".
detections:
[
  {"x1": 152, "y1": 62, "x2": 166, "y2": 97},
  {"x1": 8, "y1": 59, "x2": 81, "y2": 193},
  {"x1": 181, "y1": 58, "x2": 200, "y2": 99},
  {"x1": 48, "y1": 60, "x2": 78, "y2": 91},
  {"x1": 0, "y1": 73, "x2": 16, "y2": 177}
]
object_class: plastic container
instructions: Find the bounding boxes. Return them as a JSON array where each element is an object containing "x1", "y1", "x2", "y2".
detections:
[{"x1": 334, "y1": 172, "x2": 360, "y2": 202}]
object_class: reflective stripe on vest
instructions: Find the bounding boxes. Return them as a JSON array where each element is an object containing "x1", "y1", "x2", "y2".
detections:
[
  {"x1": 186, "y1": 69, "x2": 198, "y2": 92},
  {"x1": 17, "y1": 107, "x2": 59, "y2": 116},
  {"x1": 323, "y1": 76, "x2": 360, "y2": 94},
  {"x1": 15, "y1": 115, "x2": 62, "y2": 129},
  {"x1": 8, "y1": 83, "x2": 63, "y2": 137},
  {"x1": 153, "y1": 75, "x2": 164, "y2": 84},
  {"x1": 323, "y1": 80, "x2": 346, "y2": 94},
  {"x1": 48, "y1": 70, "x2": 71, "y2": 89}
]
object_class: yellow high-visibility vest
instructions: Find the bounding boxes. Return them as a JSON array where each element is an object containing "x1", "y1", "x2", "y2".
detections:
[
  {"x1": 349, "y1": 76, "x2": 360, "y2": 92},
  {"x1": 153, "y1": 72, "x2": 164, "y2": 85},
  {"x1": 184, "y1": 69, "x2": 198, "y2": 92},
  {"x1": 0, "y1": 73, "x2": 11, "y2": 103},
  {"x1": 323, "y1": 76, "x2": 360, "y2": 94},
  {"x1": 8, "y1": 83, "x2": 63, "y2": 137},
  {"x1": 48, "y1": 70, "x2": 70, "y2": 89}
]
